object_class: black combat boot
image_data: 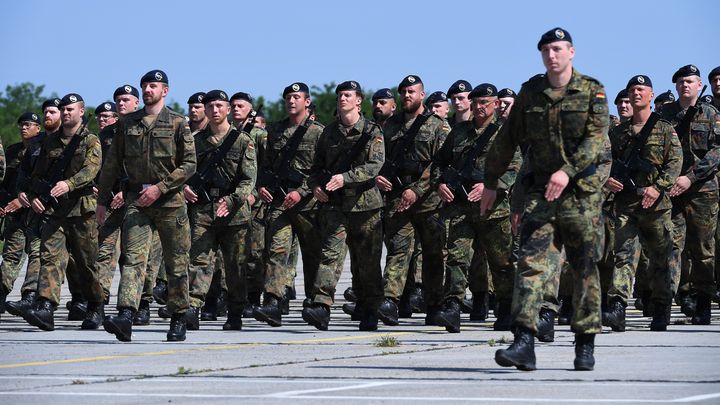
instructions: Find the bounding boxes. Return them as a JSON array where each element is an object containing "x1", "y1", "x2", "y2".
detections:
[
  {"x1": 461, "y1": 295, "x2": 473, "y2": 314},
  {"x1": 302, "y1": 303, "x2": 330, "y2": 331},
  {"x1": 158, "y1": 306, "x2": 171, "y2": 319},
  {"x1": 201, "y1": 295, "x2": 218, "y2": 321},
  {"x1": 495, "y1": 326, "x2": 536, "y2": 371},
  {"x1": 253, "y1": 294, "x2": 282, "y2": 327},
  {"x1": 436, "y1": 298, "x2": 461, "y2": 333},
  {"x1": 342, "y1": 302, "x2": 361, "y2": 321},
  {"x1": 377, "y1": 298, "x2": 399, "y2": 326},
  {"x1": 425, "y1": 305, "x2": 441, "y2": 326},
  {"x1": 25, "y1": 298, "x2": 55, "y2": 331},
  {"x1": 649, "y1": 302, "x2": 671, "y2": 331},
  {"x1": 343, "y1": 287, "x2": 357, "y2": 302},
  {"x1": 0, "y1": 288, "x2": 6, "y2": 314},
  {"x1": 408, "y1": 287, "x2": 425, "y2": 313},
  {"x1": 133, "y1": 300, "x2": 151, "y2": 326},
  {"x1": 153, "y1": 280, "x2": 168, "y2": 305},
  {"x1": 679, "y1": 291, "x2": 697, "y2": 317},
  {"x1": 604, "y1": 297, "x2": 626, "y2": 332},
  {"x1": 470, "y1": 292, "x2": 489, "y2": 321},
  {"x1": 6, "y1": 291, "x2": 36, "y2": 318},
  {"x1": 81, "y1": 302, "x2": 105, "y2": 330},
  {"x1": 493, "y1": 300, "x2": 512, "y2": 331},
  {"x1": 281, "y1": 286, "x2": 294, "y2": 315},
  {"x1": 223, "y1": 312, "x2": 243, "y2": 330},
  {"x1": 691, "y1": 294, "x2": 711, "y2": 325},
  {"x1": 358, "y1": 304, "x2": 379, "y2": 331},
  {"x1": 167, "y1": 312, "x2": 187, "y2": 341},
  {"x1": 67, "y1": 296, "x2": 88, "y2": 321},
  {"x1": 398, "y1": 291, "x2": 413, "y2": 318},
  {"x1": 641, "y1": 290, "x2": 654, "y2": 318},
  {"x1": 243, "y1": 291, "x2": 261, "y2": 318},
  {"x1": 103, "y1": 308, "x2": 135, "y2": 342},
  {"x1": 185, "y1": 306, "x2": 201, "y2": 331},
  {"x1": 574, "y1": 333, "x2": 596, "y2": 371},
  {"x1": 536, "y1": 308, "x2": 556, "y2": 342},
  {"x1": 557, "y1": 295, "x2": 573, "y2": 325}
]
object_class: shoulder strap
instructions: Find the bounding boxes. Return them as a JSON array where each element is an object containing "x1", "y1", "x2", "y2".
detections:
[
  {"x1": 454, "y1": 122, "x2": 501, "y2": 173},
  {"x1": 623, "y1": 112, "x2": 660, "y2": 163},
  {"x1": 271, "y1": 114, "x2": 315, "y2": 175},
  {"x1": 198, "y1": 111, "x2": 259, "y2": 175},
  {"x1": 47, "y1": 121, "x2": 89, "y2": 183},
  {"x1": 387, "y1": 109, "x2": 433, "y2": 162},
  {"x1": 330, "y1": 120, "x2": 374, "y2": 174}
]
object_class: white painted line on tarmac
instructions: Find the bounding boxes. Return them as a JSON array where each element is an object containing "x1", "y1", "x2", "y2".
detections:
[
  {"x1": 672, "y1": 392, "x2": 720, "y2": 402},
  {"x1": 264, "y1": 381, "x2": 395, "y2": 397}
]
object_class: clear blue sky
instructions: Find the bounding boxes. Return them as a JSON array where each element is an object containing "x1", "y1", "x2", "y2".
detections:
[{"x1": 1, "y1": 0, "x2": 718, "y2": 112}]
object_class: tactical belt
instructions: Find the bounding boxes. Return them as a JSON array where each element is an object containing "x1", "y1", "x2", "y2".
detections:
[{"x1": 66, "y1": 186, "x2": 94, "y2": 199}]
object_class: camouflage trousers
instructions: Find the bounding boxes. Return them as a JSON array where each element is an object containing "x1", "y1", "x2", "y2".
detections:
[
  {"x1": 670, "y1": 190, "x2": 719, "y2": 297},
  {"x1": 140, "y1": 231, "x2": 163, "y2": 302},
  {"x1": 382, "y1": 207, "x2": 446, "y2": 307},
  {"x1": 405, "y1": 238, "x2": 423, "y2": 289},
  {"x1": 263, "y1": 208, "x2": 321, "y2": 300},
  {"x1": 245, "y1": 205, "x2": 266, "y2": 296},
  {"x1": 117, "y1": 204, "x2": 190, "y2": 313},
  {"x1": 188, "y1": 220, "x2": 249, "y2": 314},
  {"x1": 596, "y1": 204, "x2": 616, "y2": 296},
  {"x1": 97, "y1": 207, "x2": 124, "y2": 300},
  {"x1": 312, "y1": 209, "x2": 382, "y2": 309},
  {"x1": 443, "y1": 204, "x2": 514, "y2": 304},
  {"x1": 205, "y1": 251, "x2": 227, "y2": 300},
  {"x1": 0, "y1": 212, "x2": 40, "y2": 295},
  {"x1": 470, "y1": 242, "x2": 493, "y2": 295},
  {"x1": 513, "y1": 190, "x2": 603, "y2": 335},
  {"x1": 37, "y1": 213, "x2": 104, "y2": 306}
]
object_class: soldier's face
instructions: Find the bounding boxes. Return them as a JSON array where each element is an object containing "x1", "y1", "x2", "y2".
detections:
[
  {"x1": 541, "y1": 42, "x2": 574, "y2": 75},
  {"x1": 471, "y1": 97, "x2": 499, "y2": 120},
  {"x1": 450, "y1": 92, "x2": 470, "y2": 113},
  {"x1": 337, "y1": 90, "x2": 361, "y2": 114},
  {"x1": 142, "y1": 82, "x2": 168, "y2": 106},
  {"x1": 115, "y1": 95, "x2": 139, "y2": 116},
  {"x1": 284, "y1": 93, "x2": 310, "y2": 116},
  {"x1": 188, "y1": 103, "x2": 205, "y2": 122},
  {"x1": 710, "y1": 75, "x2": 720, "y2": 97},
  {"x1": 18, "y1": 121, "x2": 40, "y2": 139},
  {"x1": 616, "y1": 98, "x2": 633, "y2": 119},
  {"x1": 43, "y1": 107, "x2": 61, "y2": 131},
  {"x1": 628, "y1": 85, "x2": 653, "y2": 110},
  {"x1": 429, "y1": 101, "x2": 449, "y2": 119},
  {"x1": 96, "y1": 112, "x2": 118, "y2": 130},
  {"x1": 400, "y1": 84, "x2": 424, "y2": 113},
  {"x1": 255, "y1": 116, "x2": 266, "y2": 129},
  {"x1": 373, "y1": 98, "x2": 396, "y2": 120},
  {"x1": 61, "y1": 103, "x2": 84, "y2": 128},
  {"x1": 499, "y1": 97, "x2": 514, "y2": 119},
  {"x1": 231, "y1": 99, "x2": 253, "y2": 123},
  {"x1": 675, "y1": 76, "x2": 701, "y2": 99},
  {"x1": 204, "y1": 100, "x2": 229, "y2": 125}
]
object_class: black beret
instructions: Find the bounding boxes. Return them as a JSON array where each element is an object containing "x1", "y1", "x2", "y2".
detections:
[
  {"x1": 42, "y1": 98, "x2": 62, "y2": 111},
  {"x1": 140, "y1": 69, "x2": 168, "y2": 85},
  {"x1": 655, "y1": 90, "x2": 675, "y2": 104},
  {"x1": 708, "y1": 66, "x2": 720, "y2": 81},
  {"x1": 425, "y1": 91, "x2": 448, "y2": 106},
  {"x1": 283, "y1": 82, "x2": 309, "y2": 97},
  {"x1": 17, "y1": 111, "x2": 40, "y2": 125},
  {"x1": 469, "y1": 83, "x2": 498, "y2": 99},
  {"x1": 335, "y1": 80, "x2": 362, "y2": 94},
  {"x1": 672, "y1": 64, "x2": 700, "y2": 83},
  {"x1": 614, "y1": 89, "x2": 629, "y2": 105},
  {"x1": 537, "y1": 27, "x2": 572, "y2": 50},
  {"x1": 187, "y1": 92, "x2": 206, "y2": 104},
  {"x1": 398, "y1": 75, "x2": 422, "y2": 90},
  {"x1": 700, "y1": 94, "x2": 714, "y2": 104},
  {"x1": 497, "y1": 88, "x2": 516, "y2": 99},
  {"x1": 626, "y1": 75, "x2": 653, "y2": 90},
  {"x1": 447, "y1": 80, "x2": 472, "y2": 97},
  {"x1": 113, "y1": 84, "x2": 139, "y2": 100},
  {"x1": 372, "y1": 88, "x2": 394, "y2": 101},
  {"x1": 203, "y1": 90, "x2": 229, "y2": 104},
  {"x1": 256, "y1": 110, "x2": 265, "y2": 118},
  {"x1": 95, "y1": 102, "x2": 117, "y2": 115},
  {"x1": 59, "y1": 93, "x2": 83, "y2": 107},
  {"x1": 230, "y1": 92, "x2": 253, "y2": 104}
]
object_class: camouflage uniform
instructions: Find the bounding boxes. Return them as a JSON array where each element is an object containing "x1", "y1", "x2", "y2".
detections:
[
  {"x1": 381, "y1": 111, "x2": 450, "y2": 308},
  {"x1": 257, "y1": 118, "x2": 324, "y2": 301},
  {"x1": 307, "y1": 115, "x2": 385, "y2": 309},
  {"x1": 485, "y1": 69, "x2": 609, "y2": 335},
  {"x1": 98, "y1": 106, "x2": 195, "y2": 314},
  {"x1": 246, "y1": 128, "x2": 268, "y2": 297}
]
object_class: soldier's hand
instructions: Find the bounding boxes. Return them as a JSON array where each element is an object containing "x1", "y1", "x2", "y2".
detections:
[
  {"x1": 438, "y1": 183, "x2": 454, "y2": 203},
  {"x1": 50, "y1": 180, "x2": 70, "y2": 198},
  {"x1": 216, "y1": 198, "x2": 230, "y2": 217},
  {"x1": 326, "y1": 174, "x2": 345, "y2": 192},
  {"x1": 247, "y1": 194, "x2": 256, "y2": 205},
  {"x1": 397, "y1": 189, "x2": 417, "y2": 212},
  {"x1": 259, "y1": 187, "x2": 274, "y2": 203},
  {"x1": 93, "y1": 186, "x2": 99, "y2": 197},
  {"x1": 5, "y1": 198, "x2": 23, "y2": 214},
  {"x1": 606, "y1": 177, "x2": 624, "y2": 193},
  {"x1": 18, "y1": 192, "x2": 31, "y2": 208},
  {"x1": 511, "y1": 212, "x2": 521, "y2": 236},
  {"x1": 545, "y1": 169, "x2": 570, "y2": 202},
  {"x1": 668, "y1": 176, "x2": 691, "y2": 197},
  {"x1": 96, "y1": 204, "x2": 107, "y2": 226},
  {"x1": 376, "y1": 175, "x2": 393, "y2": 192},
  {"x1": 183, "y1": 185, "x2": 198, "y2": 204},
  {"x1": 282, "y1": 191, "x2": 301, "y2": 209},
  {"x1": 137, "y1": 184, "x2": 161, "y2": 207},
  {"x1": 110, "y1": 191, "x2": 125, "y2": 210},
  {"x1": 641, "y1": 186, "x2": 661, "y2": 209},
  {"x1": 480, "y1": 189, "x2": 497, "y2": 215},
  {"x1": 467, "y1": 183, "x2": 485, "y2": 203},
  {"x1": 0, "y1": 207, "x2": 5, "y2": 217},
  {"x1": 31, "y1": 198, "x2": 45, "y2": 214},
  {"x1": 313, "y1": 186, "x2": 329, "y2": 203}
]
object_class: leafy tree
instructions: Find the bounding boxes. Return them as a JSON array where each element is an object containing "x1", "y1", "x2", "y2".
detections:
[{"x1": 0, "y1": 83, "x2": 52, "y2": 146}]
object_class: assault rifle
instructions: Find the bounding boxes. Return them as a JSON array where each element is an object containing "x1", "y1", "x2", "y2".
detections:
[
  {"x1": 378, "y1": 109, "x2": 434, "y2": 190},
  {"x1": 610, "y1": 112, "x2": 660, "y2": 194}
]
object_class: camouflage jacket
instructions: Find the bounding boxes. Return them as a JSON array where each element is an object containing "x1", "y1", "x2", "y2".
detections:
[
  {"x1": 485, "y1": 69, "x2": 609, "y2": 195},
  {"x1": 98, "y1": 106, "x2": 196, "y2": 208},
  {"x1": 258, "y1": 117, "x2": 324, "y2": 211},
  {"x1": 660, "y1": 101, "x2": 720, "y2": 192},
  {"x1": 609, "y1": 117, "x2": 681, "y2": 211},
  {"x1": 431, "y1": 117, "x2": 521, "y2": 219},
  {"x1": 2, "y1": 142, "x2": 24, "y2": 198},
  {"x1": 308, "y1": 115, "x2": 384, "y2": 212},
  {"x1": 250, "y1": 127, "x2": 267, "y2": 209},
  {"x1": 188, "y1": 125, "x2": 256, "y2": 226},
  {"x1": 28, "y1": 128, "x2": 101, "y2": 217},
  {"x1": 382, "y1": 109, "x2": 450, "y2": 213},
  {"x1": 17, "y1": 133, "x2": 45, "y2": 193}
]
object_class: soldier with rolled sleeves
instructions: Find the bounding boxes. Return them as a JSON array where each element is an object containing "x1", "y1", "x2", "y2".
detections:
[
  {"x1": 604, "y1": 75, "x2": 681, "y2": 332},
  {"x1": 18, "y1": 93, "x2": 105, "y2": 331},
  {"x1": 303, "y1": 80, "x2": 385, "y2": 331},
  {"x1": 485, "y1": 28, "x2": 609, "y2": 371},
  {"x1": 183, "y1": 90, "x2": 256, "y2": 330},
  {"x1": 654, "y1": 90, "x2": 675, "y2": 114},
  {"x1": 98, "y1": 69, "x2": 196, "y2": 342},
  {"x1": 431, "y1": 83, "x2": 521, "y2": 333},
  {"x1": 375, "y1": 75, "x2": 450, "y2": 327},
  {"x1": 661, "y1": 64, "x2": 720, "y2": 325},
  {"x1": 371, "y1": 88, "x2": 396, "y2": 129},
  {"x1": 448, "y1": 79, "x2": 472, "y2": 127},
  {"x1": 425, "y1": 91, "x2": 449, "y2": 119}
]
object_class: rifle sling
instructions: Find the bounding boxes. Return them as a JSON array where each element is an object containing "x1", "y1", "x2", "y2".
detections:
[
  {"x1": 452, "y1": 122, "x2": 500, "y2": 174},
  {"x1": 621, "y1": 112, "x2": 660, "y2": 167},
  {"x1": 386, "y1": 110, "x2": 433, "y2": 163},
  {"x1": 270, "y1": 115, "x2": 315, "y2": 176}
]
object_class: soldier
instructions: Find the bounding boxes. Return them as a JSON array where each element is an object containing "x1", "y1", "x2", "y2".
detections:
[
  {"x1": 252, "y1": 82, "x2": 323, "y2": 327},
  {"x1": 19, "y1": 93, "x2": 105, "y2": 331},
  {"x1": 371, "y1": 88, "x2": 396, "y2": 129},
  {"x1": 448, "y1": 80, "x2": 473, "y2": 127},
  {"x1": 188, "y1": 92, "x2": 208, "y2": 133},
  {"x1": 183, "y1": 89, "x2": 256, "y2": 330},
  {"x1": 375, "y1": 75, "x2": 450, "y2": 326},
  {"x1": 498, "y1": 88, "x2": 516, "y2": 120},
  {"x1": 484, "y1": 28, "x2": 608, "y2": 371},
  {"x1": 604, "y1": 75, "x2": 681, "y2": 332},
  {"x1": 95, "y1": 102, "x2": 118, "y2": 131},
  {"x1": 662, "y1": 64, "x2": 720, "y2": 325},
  {"x1": 710, "y1": 67, "x2": 720, "y2": 111},
  {"x1": 431, "y1": 83, "x2": 521, "y2": 333},
  {"x1": 425, "y1": 91, "x2": 450, "y2": 119},
  {"x1": 615, "y1": 89, "x2": 633, "y2": 123},
  {"x1": 654, "y1": 90, "x2": 675, "y2": 114},
  {"x1": 98, "y1": 69, "x2": 196, "y2": 342},
  {"x1": 303, "y1": 80, "x2": 385, "y2": 331},
  {"x1": 254, "y1": 110, "x2": 267, "y2": 129}
]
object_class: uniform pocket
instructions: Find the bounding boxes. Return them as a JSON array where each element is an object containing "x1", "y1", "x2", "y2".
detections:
[{"x1": 151, "y1": 132, "x2": 174, "y2": 158}]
